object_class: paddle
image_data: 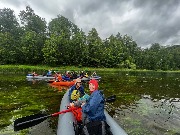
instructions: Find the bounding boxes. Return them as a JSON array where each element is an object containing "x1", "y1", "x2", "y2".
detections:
[
  {"x1": 14, "y1": 95, "x2": 116, "y2": 131},
  {"x1": 14, "y1": 107, "x2": 78, "y2": 131}
]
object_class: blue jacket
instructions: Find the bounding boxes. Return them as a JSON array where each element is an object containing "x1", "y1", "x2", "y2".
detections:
[
  {"x1": 62, "y1": 75, "x2": 70, "y2": 81},
  {"x1": 47, "y1": 71, "x2": 52, "y2": 76},
  {"x1": 68, "y1": 85, "x2": 85, "y2": 102},
  {"x1": 82, "y1": 90, "x2": 106, "y2": 122}
]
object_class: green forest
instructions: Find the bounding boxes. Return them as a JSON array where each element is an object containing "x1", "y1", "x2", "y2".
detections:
[{"x1": 0, "y1": 6, "x2": 179, "y2": 70}]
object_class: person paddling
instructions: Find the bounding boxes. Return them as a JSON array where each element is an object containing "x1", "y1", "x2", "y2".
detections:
[{"x1": 56, "y1": 73, "x2": 63, "y2": 82}]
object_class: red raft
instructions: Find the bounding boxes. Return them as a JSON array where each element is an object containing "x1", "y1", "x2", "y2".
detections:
[{"x1": 51, "y1": 80, "x2": 75, "y2": 86}]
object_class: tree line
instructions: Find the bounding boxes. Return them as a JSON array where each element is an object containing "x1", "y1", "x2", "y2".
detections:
[{"x1": 0, "y1": 6, "x2": 179, "y2": 70}]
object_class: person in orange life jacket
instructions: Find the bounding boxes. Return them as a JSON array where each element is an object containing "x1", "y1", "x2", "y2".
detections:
[
  {"x1": 81, "y1": 79, "x2": 107, "y2": 135},
  {"x1": 55, "y1": 73, "x2": 63, "y2": 82},
  {"x1": 68, "y1": 78, "x2": 85, "y2": 103}
]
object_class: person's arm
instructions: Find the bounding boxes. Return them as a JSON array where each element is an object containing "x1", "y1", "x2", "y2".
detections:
[
  {"x1": 82, "y1": 92, "x2": 102, "y2": 113},
  {"x1": 73, "y1": 100, "x2": 85, "y2": 107},
  {"x1": 68, "y1": 86, "x2": 74, "y2": 102},
  {"x1": 80, "y1": 86, "x2": 85, "y2": 95}
]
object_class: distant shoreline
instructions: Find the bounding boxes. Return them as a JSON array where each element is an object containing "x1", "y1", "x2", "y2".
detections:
[{"x1": 0, "y1": 65, "x2": 179, "y2": 73}]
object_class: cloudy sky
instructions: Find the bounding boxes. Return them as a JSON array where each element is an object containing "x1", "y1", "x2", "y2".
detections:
[{"x1": 0, "y1": 0, "x2": 180, "y2": 48}]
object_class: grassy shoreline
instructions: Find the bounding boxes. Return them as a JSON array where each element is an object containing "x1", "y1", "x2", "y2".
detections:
[{"x1": 0, "y1": 65, "x2": 180, "y2": 73}]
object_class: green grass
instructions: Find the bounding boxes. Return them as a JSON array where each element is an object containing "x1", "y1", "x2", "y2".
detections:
[{"x1": 1, "y1": 64, "x2": 180, "y2": 73}]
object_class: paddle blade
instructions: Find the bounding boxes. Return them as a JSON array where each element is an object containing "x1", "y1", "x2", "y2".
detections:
[
  {"x1": 14, "y1": 113, "x2": 49, "y2": 131},
  {"x1": 105, "y1": 95, "x2": 116, "y2": 103}
]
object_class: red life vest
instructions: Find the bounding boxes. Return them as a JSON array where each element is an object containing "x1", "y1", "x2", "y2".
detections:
[{"x1": 70, "y1": 106, "x2": 82, "y2": 122}]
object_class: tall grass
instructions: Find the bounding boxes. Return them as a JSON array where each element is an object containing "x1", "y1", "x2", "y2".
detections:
[{"x1": 0, "y1": 65, "x2": 180, "y2": 75}]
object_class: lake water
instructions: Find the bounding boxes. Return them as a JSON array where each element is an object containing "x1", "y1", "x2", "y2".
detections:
[{"x1": 0, "y1": 71, "x2": 180, "y2": 135}]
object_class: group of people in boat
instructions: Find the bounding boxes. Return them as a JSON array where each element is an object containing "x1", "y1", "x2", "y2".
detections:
[
  {"x1": 50, "y1": 70, "x2": 97, "y2": 82},
  {"x1": 68, "y1": 78, "x2": 112, "y2": 135},
  {"x1": 31, "y1": 69, "x2": 97, "y2": 81}
]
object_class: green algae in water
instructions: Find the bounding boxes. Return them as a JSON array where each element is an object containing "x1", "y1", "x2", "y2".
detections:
[{"x1": 0, "y1": 74, "x2": 64, "y2": 134}]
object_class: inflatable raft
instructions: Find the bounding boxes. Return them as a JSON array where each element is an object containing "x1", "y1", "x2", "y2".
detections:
[
  {"x1": 51, "y1": 80, "x2": 75, "y2": 86},
  {"x1": 57, "y1": 90, "x2": 127, "y2": 135},
  {"x1": 26, "y1": 75, "x2": 55, "y2": 79}
]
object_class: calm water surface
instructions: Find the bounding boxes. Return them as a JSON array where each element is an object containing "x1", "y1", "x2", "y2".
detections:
[{"x1": 0, "y1": 71, "x2": 180, "y2": 135}]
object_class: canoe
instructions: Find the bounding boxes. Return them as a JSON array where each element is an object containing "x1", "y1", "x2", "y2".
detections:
[
  {"x1": 51, "y1": 80, "x2": 75, "y2": 86},
  {"x1": 26, "y1": 78, "x2": 54, "y2": 82},
  {"x1": 26, "y1": 75, "x2": 55, "y2": 79},
  {"x1": 57, "y1": 90, "x2": 128, "y2": 135}
]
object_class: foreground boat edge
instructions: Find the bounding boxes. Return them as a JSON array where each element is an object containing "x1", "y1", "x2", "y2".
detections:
[{"x1": 57, "y1": 90, "x2": 128, "y2": 135}]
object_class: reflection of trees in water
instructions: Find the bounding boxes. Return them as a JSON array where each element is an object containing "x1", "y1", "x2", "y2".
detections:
[
  {"x1": 49, "y1": 84, "x2": 69, "y2": 92},
  {"x1": 102, "y1": 73, "x2": 180, "y2": 99},
  {"x1": 99, "y1": 72, "x2": 180, "y2": 134},
  {"x1": 110, "y1": 96, "x2": 180, "y2": 135},
  {"x1": 138, "y1": 77, "x2": 180, "y2": 99}
]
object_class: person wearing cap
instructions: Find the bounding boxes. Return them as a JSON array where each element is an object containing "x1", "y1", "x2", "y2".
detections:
[
  {"x1": 68, "y1": 78, "x2": 85, "y2": 103},
  {"x1": 81, "y1": 79, "x2": 106, "y2": 135}
]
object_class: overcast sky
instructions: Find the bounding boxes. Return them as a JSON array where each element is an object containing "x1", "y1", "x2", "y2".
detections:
[{"x1": 0, "y1": 0, "x2": 180, "y2": 48}]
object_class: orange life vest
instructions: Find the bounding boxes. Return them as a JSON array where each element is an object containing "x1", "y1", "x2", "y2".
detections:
[{"x1": 57, "y1": 75, "x2": 62, "y2": 81}]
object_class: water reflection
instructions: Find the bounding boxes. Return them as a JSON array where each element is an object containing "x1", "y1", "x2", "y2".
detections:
[
  {"x1": 49, "y1": 83, "x2": 69, "y2": 92},
  {"x1": 111, "y1": 95, "x2": 180, "y2": 135},
  {"x1": 100, "y1": 72, "x2": 180, "y2": 135}
]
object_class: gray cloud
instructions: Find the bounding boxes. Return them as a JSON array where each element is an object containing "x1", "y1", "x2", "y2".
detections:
[
  {"x1": 0, "y1": 0, "x2": 180, "y2": 48},
  {"x1": 0, "y1": 0, "x2": 24, "y2": 8}
]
